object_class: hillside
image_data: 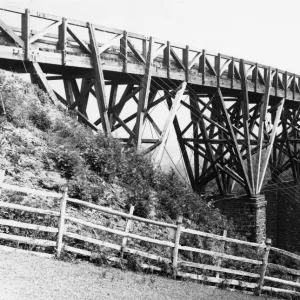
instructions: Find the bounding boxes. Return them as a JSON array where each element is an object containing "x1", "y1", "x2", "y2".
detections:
[{"x1": 0, "y1": 70, "x2": 235, "y2": 235}]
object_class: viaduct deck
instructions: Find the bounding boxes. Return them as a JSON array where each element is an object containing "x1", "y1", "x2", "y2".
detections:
[{"x1": 0, "y1": 7, "x2": 299, "y2": 198}]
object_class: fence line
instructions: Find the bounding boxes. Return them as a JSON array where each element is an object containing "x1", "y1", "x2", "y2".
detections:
[{"x1": 1, "y1": 171, "x2": 300, "y2": 297}]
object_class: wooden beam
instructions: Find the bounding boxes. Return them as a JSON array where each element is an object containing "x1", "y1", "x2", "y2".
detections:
[
  {"x1": 257, "y1": 98, "x2": 285, "y2": 193},
  {"x1": 21, "y1": 9, "x2": 30, "y2": 60},
  {"x1": 190, "y1": 93, "x2": 200, "y2": 183},
  {"x1": 108, "y1": 84, "x2": 118, "y2": 127},
  {"x1": 0, "y1": 19, "x2": 24, "y2": 48},
  {"x1": 154, "y1": 82, "x2": 187, "y2": 163},
  {"x1": 98, "y1": 34, "x2": 123, "y2": 54},
  {"x1": 67, "y1": 26, "x2": 91, "y2": 54},
  {"x1": 217, "y1": 87, "x2": 252, "y2": 195},
  {"x1": 135, "y1": 36, "x2": 154, "y2": 147},
  {"x1": 120, "y1": 31, "x2": 128, "y2": 73},
  {"x1": 31, "y1": 62, "x2": 58, "y2": 105},
  {"x1": 29, "y1": 20, "x2": 62, "y2": 44},
  {"x1": 256, "y1": 67, "x2": 272, "y2": 193},
  {"x1": 63, "y1": 79, "x2": 75, "y2": 106},
  {"x1": 127, "y1": 38, "x2": 146, "y2": 64},
  {"x1": 240, "y1": 59, "x2": 255, "y2": 192},
  {"x1": 88, "y1": 22, "x2": 111, "y2": 134},
  {"x1": 58, "y1": 18, "x2": 67, "y2": 65},
  {"x1": 165, "y1": 92, "x2": 195, "y2": 187}
]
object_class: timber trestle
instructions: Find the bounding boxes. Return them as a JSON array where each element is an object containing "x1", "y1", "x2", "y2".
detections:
[{"x1": 0, "y1": 7, "x2": 300, "y2": 197}]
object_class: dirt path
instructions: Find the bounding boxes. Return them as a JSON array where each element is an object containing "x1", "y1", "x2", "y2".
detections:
[{"x1": 0, "y1": 251, "x2": 275, "y2": 300}]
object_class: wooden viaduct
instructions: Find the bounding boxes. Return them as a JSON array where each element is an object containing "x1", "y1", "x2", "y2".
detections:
[{"x1": 0, "y1": 7, "x2": 299, "y2": 242}]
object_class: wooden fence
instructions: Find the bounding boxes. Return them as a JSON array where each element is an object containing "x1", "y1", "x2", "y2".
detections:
[{"x1": 1, "y1": 169, "x2": 300, "y2": 297}]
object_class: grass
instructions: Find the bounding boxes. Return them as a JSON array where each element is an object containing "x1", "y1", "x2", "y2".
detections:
[{"x1": 0, "y1": 250, "x2": 277, "y2": 300}]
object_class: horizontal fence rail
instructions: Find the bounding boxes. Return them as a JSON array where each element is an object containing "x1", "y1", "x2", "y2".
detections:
[{"x1": 1, "y1": 170, "x2": 300, "y2": 297}]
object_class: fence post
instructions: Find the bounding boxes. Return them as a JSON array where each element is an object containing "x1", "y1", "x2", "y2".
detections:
[
  {"x1": 172, "y1": 216, "x2": 183, "y2": 278},
  {"x1": 0, "y1": 170, "x2": 5, "y2": 196},
  {"x1": 56, "y1": 187, "x2": 68, "y2": 258},
  {"x1": 120, "y1": 205, "x2": 134, "y2": 258},
  {"x1": 215, "y1": 230, "x2": 227, "y2": 280},
  {"x1": 256, "y1": 238, "x2": 271, "y2": 296}
]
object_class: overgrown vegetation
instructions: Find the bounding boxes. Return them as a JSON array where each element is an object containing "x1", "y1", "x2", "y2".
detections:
[{"x1": 0, "y1": 70, "x2": 235, "y2": 235}]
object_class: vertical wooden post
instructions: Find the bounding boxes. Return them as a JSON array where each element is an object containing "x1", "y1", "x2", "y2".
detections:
[
  {"x1": 256, "y1": 238, "x2": 271, "y2": 296},
  {"x1": 215, "y1": 230, "x2": 227, "y2": 280},
  {"x1": 200, "y1": 49, "x2": 206, "y2": 84},
  {"x1": 0, "y1": 170, "x2": 5, "y2": 197},
  {"x1": 120, "y1": 31, "x2": 128, "y2": 73},
  {"x1": 120, "y1": 205, "x2": 134, "y2": 258},
  {"x1": 58, "y1": 17, "x2": 67, "y2": 65},
  {"x1": 172, "y1": 216, "x2": 183, "y2": 278},
  {"x1": 22, "y1": 9, "x2": 30, "y2": 61},
  {"x1": 56, "y1": 187, "x2": 68, "y2": 258}
]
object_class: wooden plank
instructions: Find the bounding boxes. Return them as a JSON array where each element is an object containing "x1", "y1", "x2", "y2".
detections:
[
  {"x1": 0, "y1": 233, "x2": 56, "y2": 247},
  {"x1": 262, "y1": 286, "x2": 300, "y2": 296},
  {"x1": 264, "y1": 276, "x2": 300, "y2": 288},
  {"x1": 29, "y1": 21, "x2": 62, "y2": 44},
  {"x1": 88, "y1": 22, "x2": 111, "y2": 134},
  {"x1": 2, "y1": 183, "x2": 61, "y2": 198},
  {"x1": 268, "y1": 263, "x2": 300, "y2": 276},
  {"x1": 0, "y1": 19, "x2": 24, "y2": 48},
  {"x1": 66, "y1": 26, "x2": 91, "y2": 54},
  {"x1": 0, "y1": 201, "x2": 60, "y2": 217},
  {"x1": 179, "y1": 245, "x2": 262, "y2": 265},
  {"x1": 67, "y1": 197, "x2": 177, "y2": 229},
  {"x1": 0, "y1": 219, "x2": 58, "y2": 233},
  {"x1": 271, "y1": 247, "x2": 300, "y2": 262},
  {"x1": 135, "y1": 36, "x2": 154, "y2": 147},
  {"x1": 154, "y1": 82, "x2": 186, "y2": 163},
  {"x1": 177, "y1": 271, "x2": 257, "y2": 289},
  {"x1": 179, "y1": 260, "x2": 259, "y2": 278},
  {"x1": 65, "y1": 229, "x2": 174, "y2": 248},
  {"x1": 65, "y1": 232, "x2": 121, "y2": 250}
]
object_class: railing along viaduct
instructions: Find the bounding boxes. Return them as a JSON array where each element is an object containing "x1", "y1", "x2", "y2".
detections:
[{"x1": 0, "y1": 7, "x2": 300, "y2": 244}]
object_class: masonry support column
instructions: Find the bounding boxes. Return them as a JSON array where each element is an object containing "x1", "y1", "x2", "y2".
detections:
[{"x1": 213, "y1": 195, "x2": 267, "y2": 243}]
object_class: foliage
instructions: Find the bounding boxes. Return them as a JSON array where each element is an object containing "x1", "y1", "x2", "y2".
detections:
[{"x1": 0, "y1": 69, "x2": 235, "y2": 232}]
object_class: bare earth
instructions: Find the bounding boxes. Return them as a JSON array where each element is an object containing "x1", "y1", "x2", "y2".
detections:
[{"x1": 0, "y1": 251, "x2": 275, "y2": 300}]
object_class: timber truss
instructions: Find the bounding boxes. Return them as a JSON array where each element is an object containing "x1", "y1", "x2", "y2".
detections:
[{"x1": 0, "y1": 7, "x2": 300, "y2": 196}]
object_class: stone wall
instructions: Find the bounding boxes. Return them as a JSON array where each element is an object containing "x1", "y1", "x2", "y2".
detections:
[{"x1": 213, "y1": 195, "x2": 266, "y2": 243}]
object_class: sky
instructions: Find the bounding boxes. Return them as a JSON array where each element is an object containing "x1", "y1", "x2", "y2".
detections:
[
  {"x1": 1, "y1": 0, "x2": 300, "y2": 182},
  {"x1": 2, "y1": 0, "x2": 300, "y2": 73}
]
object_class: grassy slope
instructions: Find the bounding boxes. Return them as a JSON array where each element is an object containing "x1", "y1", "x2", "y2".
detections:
[{"x1": 0, "y1": 251, "x2": 274, "y2": 300}]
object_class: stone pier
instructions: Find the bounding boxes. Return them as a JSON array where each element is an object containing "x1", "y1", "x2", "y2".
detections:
[{"x1": 213, "y1": 195, "x2": 267, "y2": 243}]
